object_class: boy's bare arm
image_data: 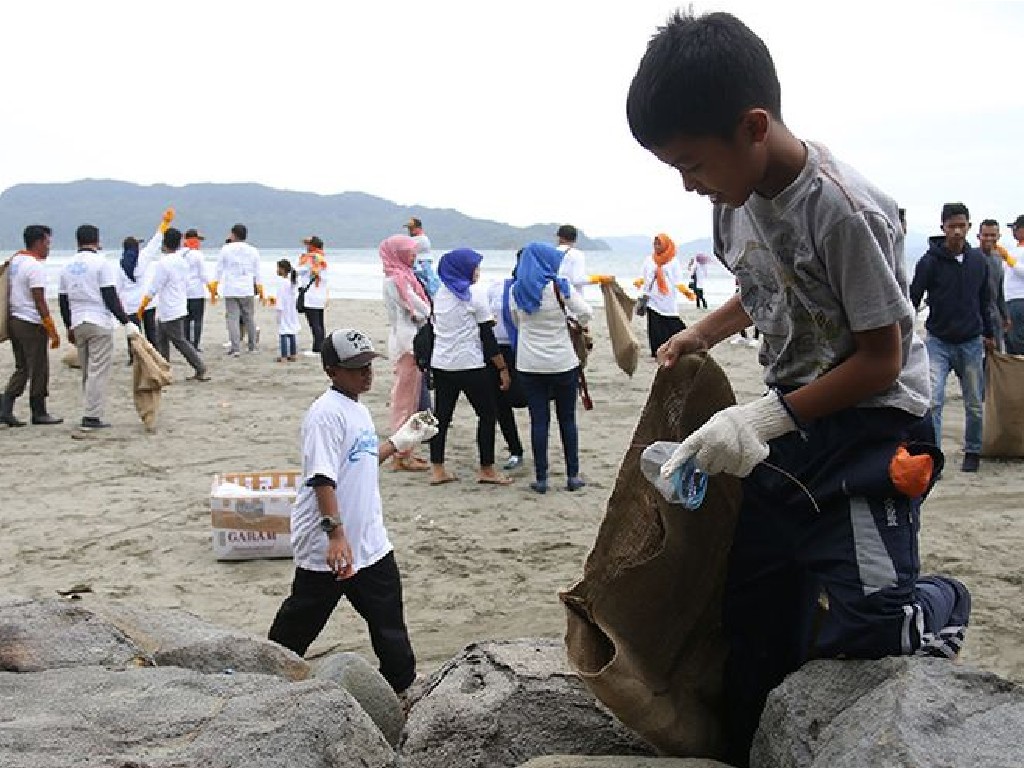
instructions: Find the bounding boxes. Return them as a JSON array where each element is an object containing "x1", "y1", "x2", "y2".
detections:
[
  {"x1": 658, "y1": 294, "x2": 752, "y2": 366},
  {"x1": 785, "y1": 324, "x2": 903, "y2": 423},
  {"x1": 377, "y1": 438, "x2": 399, "y2": 465}
]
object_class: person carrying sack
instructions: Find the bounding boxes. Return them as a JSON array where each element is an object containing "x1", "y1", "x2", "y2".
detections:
[{"x1": 510, "y1": 242, "x2": 592, "y2": 494}]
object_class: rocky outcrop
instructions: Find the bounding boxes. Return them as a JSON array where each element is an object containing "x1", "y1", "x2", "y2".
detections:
[
  {"x1": 314, "y1": 651, "x2": 405, "y2": 747},
  {"x1": 398, "y1": 638, "x2": 655, "y2": 768}
]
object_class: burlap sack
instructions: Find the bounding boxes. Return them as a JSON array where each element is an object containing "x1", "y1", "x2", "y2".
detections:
[
  {"x1": 561, "y1": 353, "x2": 741, "y2": 758},
  {"x1": 129, "y1": 335, "x2": 173, "y2": 432},
  {"x1": 982, "y1": 350, "x2": 1024, "y2": 457},
  {"x1": 600, "y1": 280, "x2": 640, "y2": 377}
]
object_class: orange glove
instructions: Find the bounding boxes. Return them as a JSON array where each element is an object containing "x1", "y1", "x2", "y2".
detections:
[
  {"x1": 255, "y1": 283, "x2": 266, "y2": 305},
  {"x1": 996, "y1": 243, "x2": 1017, "y2": 268},
  {"x1": 158, "y1": 207, "x2": 175, "y2": 233},
  {"x1": 267, "y1": 296, "x2": 277, "y2": 307},
  {"x1": 677, "y1": 283, "x2": 697, "y2": 301},
  {"x1": 632, "y1": 278, "x2": 644, "y2": 289},
  {"x1": 137, "y1": 294, "x2": 151, "y2": 320},
  {"x1": 207, "y1": 281, "x2": 219, "y2": 303},
  {"x1": 41, "y1": 315, "x2": 60, "y2": 349},
  {"x1": 587, "y1": 274, "x2": 615, "y2": 285}
]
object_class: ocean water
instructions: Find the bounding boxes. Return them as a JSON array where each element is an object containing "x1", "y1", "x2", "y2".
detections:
[{"x1": 36, "y1": 247, "x2": 739, "y2": 308}]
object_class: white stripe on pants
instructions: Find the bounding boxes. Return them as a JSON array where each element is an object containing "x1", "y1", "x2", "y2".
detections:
[{"x1": 74, "y1": 322, "x2": 113, "y2": 419}]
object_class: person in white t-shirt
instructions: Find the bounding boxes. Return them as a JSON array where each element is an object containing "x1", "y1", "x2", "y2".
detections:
[
  {"x1": 686, "y1": 253, "x2": 710, "y2": 309},
  {"x1": 1002, "y1": 215, "x2": 1024, "y2": 355},
  {"x1": 510, "y1": 242, "x2": 592, "y2": 494},
  {"x1": 274, "y1": 259, "x2": 301, "y2": 362},
  {"x1": 427, "y1": 248, "x2": 513, "y2": 486},
  {"x1": 639, "y1": 234, "x2": 688, "y2": 357},
  {"x1": 183, "y1": 228, "x2": 214, "y2": 351},
  {"x1": 57, "y1": 224, "x2": 141, "y2": 429},
  {"x1": 1, "y1": 224, "x2": 63, "y2": 427},
  {"x1": 116, "y1": 230, "x2": 163, "y2": 354},
  {"x1": 215, "y1": 223, "x2": 263, "y2": 356},
  {"x1": 267, "y1": 328, "x2": 438, "y2": 695},
  {"x1": 555, "y1": 224, "x2": 588, "y2": 297},
  {"x1": 137, "y1": 228, "x2": 209, "y2": 381},
  {"x1": 297, "y1": 235, "x2": 329, "y2": 356}
]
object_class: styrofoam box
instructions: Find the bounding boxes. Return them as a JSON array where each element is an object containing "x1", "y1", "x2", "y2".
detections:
[{"x1": 211, "y1": 471, "x2": 300, "y2": 561}]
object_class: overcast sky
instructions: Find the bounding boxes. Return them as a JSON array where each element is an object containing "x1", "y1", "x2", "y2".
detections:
[{"x1": 2, "y1": 1, "x2": 1021, "y2": 242}]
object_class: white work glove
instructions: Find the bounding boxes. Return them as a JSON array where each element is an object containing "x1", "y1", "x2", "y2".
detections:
[
  {"x1": 389, "y1": 410, "x2": 439, "y2": 452},
  {"x1": 660, "y1": 392, "x2": 796, "y2": 478},
  {"x1": 124, "y1": 322, "x2": 141, "y2": 338}
]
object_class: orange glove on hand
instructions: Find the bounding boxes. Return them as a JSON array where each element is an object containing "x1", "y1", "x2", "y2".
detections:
[
  {"x1": 587, "y1": 274, "x2": 615, "y2": 285},
  {"x1": 207, "y1": 281, "x2": 219, "y2": 303},
  {"x1": 677, "y1": 283, "x2": 697, "y2": 301},
  {"x1": 41, "y1": 315, "x2": 60, "y2": 349},
  {"x1": 632, "y1": 278, "x2": 644, "y2": 289},
  {"x1": 158, "y1": 207, "x2": 175, "y2": 234},
  {"x1": 137, "y1": 294, "x2": 151, "y2": 320},
  {"x1": 255, "y1": 284, "x2": 266, "y2": 305}
]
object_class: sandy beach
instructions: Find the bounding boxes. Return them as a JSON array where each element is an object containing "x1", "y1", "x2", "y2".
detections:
[{"x1": 1, "y1": 298, "x2": 1021, "y2": 684}]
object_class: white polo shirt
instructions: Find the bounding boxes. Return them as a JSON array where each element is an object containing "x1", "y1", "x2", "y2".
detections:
[
  {"x1": 8, "y1": 253, "x2": 47, "y2": 324},
  {"x1": 59, "y1": 250, "x2": 118, "y2": 330},
  {"x1": 430, "y1": 283, "x2": 493, "y2": 371},
  {"x1": 146, "y1": 250, "x2": 190, "y2": 322},
  {"x1": 185, "y1": 248, "x2": 209, "y2": 300}
]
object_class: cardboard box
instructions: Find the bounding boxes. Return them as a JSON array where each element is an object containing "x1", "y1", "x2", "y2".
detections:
[{"x1": 210, "y1": 471, "x2": 300, "y2": 561}]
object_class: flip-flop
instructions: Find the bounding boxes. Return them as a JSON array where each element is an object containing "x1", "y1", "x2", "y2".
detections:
[
  {"x1": 477, "y1": 475, "x2": 513, "y2": 486},
  {"x1": 392, "y1": 458, "x2": 430, "y2": 472},
  {"x1": 429, "y1": 474, "x2": 459, "y2": 486}
]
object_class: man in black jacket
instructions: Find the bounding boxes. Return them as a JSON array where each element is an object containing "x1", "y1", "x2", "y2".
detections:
[{"x1": 909, "y1": 203, "x2": 993, "y2": 472}]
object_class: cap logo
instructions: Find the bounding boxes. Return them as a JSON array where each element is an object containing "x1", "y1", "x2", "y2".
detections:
[{"x1": 346, "y1": 330, "x2": 372, "y2": 352}]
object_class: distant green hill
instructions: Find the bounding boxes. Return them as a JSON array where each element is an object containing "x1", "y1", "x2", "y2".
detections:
[{"x1": 0, "y1": 179, "x2": 610, "y2": 251}]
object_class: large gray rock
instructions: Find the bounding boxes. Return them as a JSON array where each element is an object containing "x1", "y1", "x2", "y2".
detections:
[
  {"x1": 92, "y1": 600, "x2": 310, "y2": 680},
  {"x1": 0, "y1": 665, "x2": 394, "y2": 768},
  {"x1": 518, "y1": 758, "x2": 730, "y2": 768},
  {"x1": 752, "y1": 656, "x2": 1024, "y2": 768},
  {"x1": 315, "y1": 651, "x2": 405, "y2": 747},
  {"x1": 398, "y1": 638, "x2": 654, "y2": 768},
  {"x1": 0, "y1": 596, "x2": 147, "y2": 671}
]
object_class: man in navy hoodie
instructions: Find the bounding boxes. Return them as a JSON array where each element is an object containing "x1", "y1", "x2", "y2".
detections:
[{"x1": 910, "y1": 202, "x2": 993, "y2": 473}]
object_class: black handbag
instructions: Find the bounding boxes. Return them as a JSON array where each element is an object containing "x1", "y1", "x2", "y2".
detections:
[
  {"x1": 295, "y1": 274, "x2": 316, "y2": 313},
  {"x1": 412, "y1": 289, "x2": 435, "y2": 374}
]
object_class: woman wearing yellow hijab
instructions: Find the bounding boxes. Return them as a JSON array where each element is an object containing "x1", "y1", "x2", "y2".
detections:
[{"x1": 638, "y1": 233, "x2": 688, "y2": 357}]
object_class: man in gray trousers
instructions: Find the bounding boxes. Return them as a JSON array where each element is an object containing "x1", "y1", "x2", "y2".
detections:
[{"x1": 215, "y1": 223, "x2": 263, "y2": 356}]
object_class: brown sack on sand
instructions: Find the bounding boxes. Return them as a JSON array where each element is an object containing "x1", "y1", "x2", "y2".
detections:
[
  {"x1": 129, "y1": 335, "x2": 173, "y2": 432},
  {"x1": 600, "y1": 280, "x2": 640, "y2": 377},
  {"x1": 982, "y1": 350, "x2": 1024, "y2": 457},
  {"x1": 561, "y1": 353, "x2": 741, "y2": 759}
]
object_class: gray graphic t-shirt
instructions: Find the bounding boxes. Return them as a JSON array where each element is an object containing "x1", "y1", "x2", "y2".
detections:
[{"x1": 714, "y1": 142, "x2": 929, "y2": 417}]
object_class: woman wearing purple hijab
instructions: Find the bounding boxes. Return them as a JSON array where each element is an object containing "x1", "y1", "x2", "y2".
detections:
[{"x1": 427, "y1": 249, "x2": 513, "y2": 486}]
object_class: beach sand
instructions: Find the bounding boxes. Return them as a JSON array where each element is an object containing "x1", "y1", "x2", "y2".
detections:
[{"x1": 1, "y1": 299, "x2": 1021, "y2": 684}]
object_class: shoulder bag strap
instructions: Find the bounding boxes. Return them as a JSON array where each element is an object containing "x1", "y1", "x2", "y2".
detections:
[{"x1": 552, "y1": 279, "x2": 592, "y2": 407}]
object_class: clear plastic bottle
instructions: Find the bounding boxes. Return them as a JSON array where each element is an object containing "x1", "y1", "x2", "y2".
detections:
[{"x1": 640, "y1": 441, "x2": 708, "y2": 510}]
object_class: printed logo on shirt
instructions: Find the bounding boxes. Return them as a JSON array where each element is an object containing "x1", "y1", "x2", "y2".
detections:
[
  {"x1": 348, "y1": 428, "x2": 379, "y2": 463},
  {"x1": 66, "y1": 262, "x2": 88, "y2": 276}
]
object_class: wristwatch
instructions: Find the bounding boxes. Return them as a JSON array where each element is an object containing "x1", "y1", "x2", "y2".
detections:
[{"x1": 319, "y1": 516, "x2": 340, "y2": 534}]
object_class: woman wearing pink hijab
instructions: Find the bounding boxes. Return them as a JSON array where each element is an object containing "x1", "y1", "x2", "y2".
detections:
[{"x1": 381, "y1": 235, "x2": 432, "y2": 471}]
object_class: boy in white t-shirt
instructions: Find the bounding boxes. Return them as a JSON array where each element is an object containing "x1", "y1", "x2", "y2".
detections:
[{"x1": 268, "y1": 328, "x2": 438, "y2": 694}]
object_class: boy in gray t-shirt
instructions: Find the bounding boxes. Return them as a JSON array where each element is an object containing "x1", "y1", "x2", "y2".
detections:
[{"x1": 627, "y1": 11, "x2": 970, "y2": 767}]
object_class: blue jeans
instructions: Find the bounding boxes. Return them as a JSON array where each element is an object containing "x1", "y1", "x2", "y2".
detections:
[
  {"x1": 279, "y1": 334, "x2": 297, "y2": 358},
  {"x1": 520, "y1": 368, "x2": 580, "y2": 482},
  {"x1": 926, "y1": 335, "x2": 983, "y2": 454}
]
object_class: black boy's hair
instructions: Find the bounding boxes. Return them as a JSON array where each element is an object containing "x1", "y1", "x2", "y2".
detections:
[
  {"x1": 162, "y1": 227, "x2": 182, "y2": 250},
  {"x1": 277, "y1": 258, "x2": 297, "y2": 284},
  {"x1": 231, "y1": 223, "x2": 247, "y2": 241},
  {"x1": 76, "y1": 224, "x2": 100, "y2": 247},
  {"x1": 941, "y1": 203, "x2": 970, "y2": 223},
  {"x1": 23, "y1": 224, "x2": 52, "y2": 249},
  {"x1": 979, "y1": 218, "x2": 1000, "y2": 229},
  {"x1": 626, "y1": 10, "x2": 782, "y2": 147}
]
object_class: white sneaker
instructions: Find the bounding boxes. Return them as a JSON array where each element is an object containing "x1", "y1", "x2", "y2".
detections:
[
  {"x1": 303, "y1": 350, "x2": 319, "y2": 358},
  {"x1": 729, "y1": 336, "x2": 745, "y2": 345}
]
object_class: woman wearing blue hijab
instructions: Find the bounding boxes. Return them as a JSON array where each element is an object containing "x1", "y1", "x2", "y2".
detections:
[
  {"x1": 510, "y1": 242, "x2": 593, "y2": 493},
  {"x1": 428, "y1": 248, "x2": 514, "y2": 486}
]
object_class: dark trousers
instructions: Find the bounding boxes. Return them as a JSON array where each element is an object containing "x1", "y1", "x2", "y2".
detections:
[
  {"x1": 429, "y1": 367, "x2": 497, "y2": 466},
  {"x1": 267, "y1": 552, "x2": 416, "y2": 693},
  {"x1": 142, "y1": 307, "x2": 159, "y2": 348},
  {"x1": 519, "y1": 368, "x2": 580, "y2": 482},
  {"x1": 4, "y1": 316, "x2": 49, "y2": 399},
  {"x1": 693, "y1": 287, "x2": 707, "y2": 309},
  {"x1": 493, "y1": 345, "x2": 524, "y2": 457},
  {"x1": 279, "y1": 334, "x2": 297, "y2": 358},
  {"x1": 185, "y1": 297, "x2": 205, "y2": 349},
  {"x1": 305, "y1": 308, "x2": 325, "y2": 353},
  {"x1": 646, "y1": 310, "x2": 686, "y2": 357},
  {"x1": 157, "y1": 317, "x2": 206, "y2": 375},
  {"x1": 1006, "y1": 299, "x2": 1024, "y2": 354},
  {"x1": 722, "y1": 406, "x2": 966, "y2": 766}
]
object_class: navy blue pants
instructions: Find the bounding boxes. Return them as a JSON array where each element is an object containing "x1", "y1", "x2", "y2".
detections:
[
  {"x1": 722, "y1": 406, "x2": 969, "y2": 766},
  {"x1": 520, "y1": 368, "x2": 580, "y2": 482}
]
